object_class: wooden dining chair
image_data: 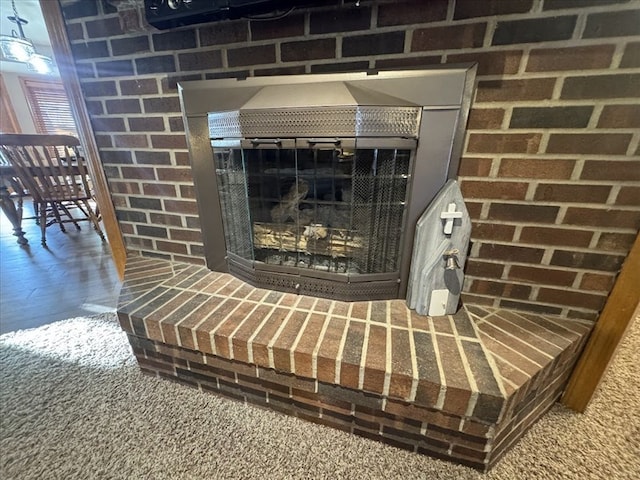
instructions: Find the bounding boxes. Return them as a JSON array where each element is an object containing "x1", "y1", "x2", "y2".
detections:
[{"x1": 0, "y1": 133, "x2": 105, "y2": 246}]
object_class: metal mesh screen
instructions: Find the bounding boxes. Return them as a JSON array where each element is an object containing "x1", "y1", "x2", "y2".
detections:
[
  {"x1": 214, "y1": 149, "x2": 253, "y2": 259},
  {"x1": 208, "y1": 106, "x2": 421, "y2": 138}
]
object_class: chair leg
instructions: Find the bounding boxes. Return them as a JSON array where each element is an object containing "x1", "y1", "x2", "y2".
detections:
[
  {"x1": 40, "y1": 202, "x2": 49, "y2": 246},
  {"x1": 80, "y1": 199, "x2": 105, "y2": 242},
  {"x1": 58, "y1": 202, "x2": 82, "y2": 231},
  {"x1": 49, "y1": 203, "x2": 67, "y2": 233}
]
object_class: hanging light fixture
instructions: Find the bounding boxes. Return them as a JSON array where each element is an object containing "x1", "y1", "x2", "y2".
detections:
[{"x1": 0, "y1": 0, "x2": 54, "y2": 74}]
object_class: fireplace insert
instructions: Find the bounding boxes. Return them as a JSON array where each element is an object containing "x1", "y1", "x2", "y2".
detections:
[{"x1": 179, "y1": 66, "x2": 476, "y2": 301}]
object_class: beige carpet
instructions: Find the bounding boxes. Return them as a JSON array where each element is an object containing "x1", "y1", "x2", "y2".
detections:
[{"x1": 1, "y1": 311, "x2": 638, "y2": 480}]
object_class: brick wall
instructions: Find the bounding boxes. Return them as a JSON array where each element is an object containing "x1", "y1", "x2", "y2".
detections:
[{"x1": 60, "y1": 0, "x2": 640, "y2": 320}]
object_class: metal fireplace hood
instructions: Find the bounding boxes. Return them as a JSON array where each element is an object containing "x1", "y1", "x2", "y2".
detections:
[{"x1": 207, "y1": 81, "x2": 423, "y2": 138}]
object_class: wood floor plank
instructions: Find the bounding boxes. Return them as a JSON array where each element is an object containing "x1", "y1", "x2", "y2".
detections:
[{"x1": 0, "y1": 202, "x2": 121, "y2": 334}]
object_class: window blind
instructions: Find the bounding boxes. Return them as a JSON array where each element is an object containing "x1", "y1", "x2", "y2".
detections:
[{"x1": 21, "y1": 78, "x2": 78, "y2": 137}]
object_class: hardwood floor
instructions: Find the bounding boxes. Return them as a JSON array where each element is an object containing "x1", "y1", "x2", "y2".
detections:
[{"x1": 0, "y1": 199, "x2": 121, "y2": 334}]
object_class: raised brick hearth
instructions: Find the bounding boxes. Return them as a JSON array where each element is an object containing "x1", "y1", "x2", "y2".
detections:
[{"x1": 117, "y1": 255, "x2": 591, "y2": 471}]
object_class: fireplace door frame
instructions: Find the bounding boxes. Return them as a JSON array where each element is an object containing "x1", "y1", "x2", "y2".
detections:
[{"x1": 212, "y1": 136, "x2": 418, "y2": 300}]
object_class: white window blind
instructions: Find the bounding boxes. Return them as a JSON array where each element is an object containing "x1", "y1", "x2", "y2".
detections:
[{"x1": 21, "y1": 78, "x2": 78, "y2": 137}]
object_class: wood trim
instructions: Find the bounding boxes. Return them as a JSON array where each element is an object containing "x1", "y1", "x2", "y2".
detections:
[
  {"x1": 561, "y1": 232, "x2": 640, "y2": 412},
  {"x1": 39, "y1": 0, "x2": 126, "y2": 280},
  {"x1": 0, "y1": 74, "x2": 21, "y2": 133}
]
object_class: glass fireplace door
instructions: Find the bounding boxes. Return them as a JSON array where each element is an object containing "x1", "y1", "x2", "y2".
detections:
[{"x1": 213, "y1": 137, "x2": 416, "y2": 283}]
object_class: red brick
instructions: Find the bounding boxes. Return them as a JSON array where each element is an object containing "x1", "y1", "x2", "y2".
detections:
[
  {"x1": 469, "y1": 280, "x2": 531, "y2": 299},
  {"x1": 437, "y1": 336, "x2": 472, "y2": 415},
  {"x1": 476, "y1": 78, "x2": 556, "y2": 102},
  {"x1": 470, "y1": 223, "x2": 516, "y2": 242},
  {"x1": 412, "y1": 23, "x2": 486, "y2": 51},
  {"x1": 489, "y1": 203, "x2": 559, "y2": 223},
  {"x1": 121, "y1": 166, "x2": 156, "y2": 180},
  {"x1": 251, "y1": 308, "x2": 290, "y2": 367},
  {"x1": 597, "y1": 232, "x2": 637, "y2": 252},
  {"x1": 194, "y1": 298, "x2": 241, "y2": 354},
  {"x1": 151, "y1": 134, "x2": 188, "y2": 150},
  {"x1": 551, "y1": 250, "x2": 624, "y2": 272},
  {"x1": 212, "y1": 302, "x2": 259, "y2": 358},
  {"x1": 272, "y1": 311, "x2": 309, "y2": 372},
  {"x1": 250, "y1": 13, "x2": 303, "y2": 40},
  {"x1": 169, "y1": 229, "x2": 202, "y2": 242},
  {"x1": 155, "y1": 240, "x2": 188, "y2": 255},
  {"x1": 526, "y1": 45, "x2": 615, "y2": 72},
  {"x1": 581, "y1": 160, "x2": 640, "y2": 181},
  {"x1": 408, "y1": 312, "x2": 428, "y2": 332},
  {"x1": 498, "y1": 158, "x2": 575, "y2": 180},
  {"x1": 163, "y1": 199, "x2": 198, "y2": 215},
  {"x1": 363, "y1": 325, "x2": 387, "y2": 394},
  {"x1": 546, "y1": 133, "x2": 631, "y2": 155},
  {"x1": 389, "y1": 328, "x2": 414, "y2": 399},
  {"x1": 114, "y1": 134, "x2": 148, "y2": 148},
  {"x1": 448, "y1": 51, "x2": 522, "y2": 76},
  {"x1": 508, "y1": 265, "x2": 576, "y2": 287},
  {"x1": 454, "y1": 0, "x2": 533, "y2": 19},
  {"x1": 580, "y1": 273, "x2": 615, "y2": 292},
  {"x1": 458, "y1": 157, "x2": 493, "y2": 177},
  {"x1": 228, "y1": 304, "x2": 273, "y2": 363},
  {"x1": 110, "y1": 181, "x2": 140, "y2": 195},
  {"x1": 281, "y1": 38, "x2": 336, "y2": 62},
  {"x1": 467, "y1": 108, "x2": 505, "y2": 129},
  {"x1": 340, "y1": 321, "x2": 366, "y2": 390},
  {"x1": 467, "y1": 133, "x2": 541, "y2": 154},
  {"x1": 156, "y1": 167, "x2": 193, "y2": 183},
  {"x1": 464, "y1": 201, "x2": 483, "y2": 219},
  {"x1": 537, "y1": 288, "x2": 607, "y2": 311},
  {"x1": 316, "y1": 317, "x2": 347, "y2": 384},
  {"x1": 465, "y1": 260, "x2": 505, "y2": 279},
  {"x1": 383, "y1": 302, "x2": 404, "y2": 329},
  {"x1": 292, "y1": 313, "x2": 327, "y2": 378},
  {"x1": 120, "y1": 78, "x2": 158, "y2": 95},
  {"x1": 461, "y1": 180, "x2": 528, "y2": 200},
  {"x1": 228, "y1": 44, "x2": 275, "y2": 67},
  {"x1": 479, "y1": 243, "x2": 545, "y2": 263},
  {"x1": 520, "y1": 226, "x2": 593, "y2": 248},
  {"x1": 378, "y1": 0, "x2": 447, "y2": 26},
  {"x1": 431, "y1": 316, "x2": 453, "y2": 335},
  {"x1": 616, "y1": 186, "x2": 640, "y2": 206},
  {"x1": 201, "y1": 20, "x2": 248, "y2": 45},
  {"x1": 597, "y1": 105, "x2": 640, "y2": 128},
  {"x1": 142, "y1": 183, "x2": 177, "y2": 197},
  {"x1": 564, "y1": 207, "x2": 640, "y2": 229},
  {"x1": 620, "y1": 41, "x2": 640, "y2": 68},
  {"x1": 128, "y1": 117, "x2": 165, "y2": 132},
  {"x1": 561, "y1": 74, "x2": 640, "y2": 100},
  {"x1": 533, "y1": 184, "x2": 611, "y2": 203}
]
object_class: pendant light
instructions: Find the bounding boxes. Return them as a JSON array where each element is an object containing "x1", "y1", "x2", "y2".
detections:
[{"x1": 0, "y1": 0, "x2": 54, "y2": 74}]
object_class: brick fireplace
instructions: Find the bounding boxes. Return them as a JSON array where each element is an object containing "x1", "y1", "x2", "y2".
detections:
[
  {"x1": 117, "y1": 255, "x2": 591, "y2": 471},
  {"x1": 61, "y1": 0, "x2": 638, "y2": 472},
  {"x1": 118, "y1": 68, "x2": 591, "y2": 471}
]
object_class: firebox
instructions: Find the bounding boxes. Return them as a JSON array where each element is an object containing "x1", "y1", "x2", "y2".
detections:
[{"x1": 179, "y1": 66, "x2": 476, "y2": 302}]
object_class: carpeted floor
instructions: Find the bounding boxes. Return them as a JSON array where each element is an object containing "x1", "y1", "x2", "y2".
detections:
[{"x1": 1, "y1": 311, "x2": 638, "y2": 480}]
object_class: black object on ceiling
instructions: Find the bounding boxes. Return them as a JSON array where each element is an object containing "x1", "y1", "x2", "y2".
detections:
[{"x1": 144, "y1": 0, "x2": 325, "y2": 30}]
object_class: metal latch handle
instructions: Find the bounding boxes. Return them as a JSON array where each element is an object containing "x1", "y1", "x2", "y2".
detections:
[
  {"x1": 307, "y1": 138, "x2": 341, "y2": 147},
  {"x1": 251, "y1": 138, "x2": 282, "y2": 147}
]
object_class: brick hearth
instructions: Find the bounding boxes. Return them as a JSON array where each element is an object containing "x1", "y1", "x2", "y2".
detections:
[{"x1": 117, "y1": 255, "x2": 591, "y2": 471}]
